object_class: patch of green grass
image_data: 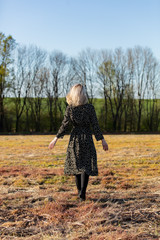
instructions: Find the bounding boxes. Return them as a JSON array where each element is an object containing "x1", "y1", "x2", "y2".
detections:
[{"x1": 37, "y1": 175, "x2": 70, "y2": 185}]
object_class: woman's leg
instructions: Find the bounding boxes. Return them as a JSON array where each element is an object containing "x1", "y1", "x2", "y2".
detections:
[
  {"x1": 75, "y1": 174, "x2": 81, "y2": 195},
  {"x1": 80, "y1": 172, "x2": 89, "y2": 201}
]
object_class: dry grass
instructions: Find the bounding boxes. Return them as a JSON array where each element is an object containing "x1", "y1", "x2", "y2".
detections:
[{"x1": 0, "y1": 134, "x2": 160, "y2": 240}]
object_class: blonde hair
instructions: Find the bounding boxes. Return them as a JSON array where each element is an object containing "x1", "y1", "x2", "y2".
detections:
[{"x1": 66, "y1": 84, "x2": 88, "y2": 106}]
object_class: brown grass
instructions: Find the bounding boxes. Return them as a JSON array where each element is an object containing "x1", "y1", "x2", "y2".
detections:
[{"x1": 0, "y1": 135, "x2": 160, "y2": 239}]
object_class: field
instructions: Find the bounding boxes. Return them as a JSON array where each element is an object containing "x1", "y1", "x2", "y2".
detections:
[{"x1": 0, "y1": 135, "x2": 160, "y2": 240}]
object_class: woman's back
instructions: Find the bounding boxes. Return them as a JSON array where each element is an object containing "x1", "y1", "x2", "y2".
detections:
[
  {"x1": 69, "y1": 103, "x2": 91, "y2": 127},
  {"x1": 57, "y1": 103, "x2": 104, "y2": 141}
]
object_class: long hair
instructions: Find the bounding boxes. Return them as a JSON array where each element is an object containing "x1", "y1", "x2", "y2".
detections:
[{"x1": 66, "y1": 84, "x2": 88, "y2": 106}]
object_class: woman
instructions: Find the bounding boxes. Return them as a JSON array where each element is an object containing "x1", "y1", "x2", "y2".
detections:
[{"x1": 49, "y1": 84, "x2": 108, "y2": 201}]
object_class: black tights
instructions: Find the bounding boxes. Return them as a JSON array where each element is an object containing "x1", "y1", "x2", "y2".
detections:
[{"x1": 75, "y1": 172, "x2": 89, "y2": 200}]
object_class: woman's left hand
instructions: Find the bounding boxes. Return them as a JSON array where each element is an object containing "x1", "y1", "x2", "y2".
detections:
[
  {"x1": 102, "y1": 139, "x2": 108, "y2": 151},
  {"x1": 48, "y1": 137, "x2": 58, "y2": 150}
]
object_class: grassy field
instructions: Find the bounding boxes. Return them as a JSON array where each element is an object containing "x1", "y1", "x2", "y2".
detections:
[{"x1": 0, "y1": 135, "x2": 160, "y2": 240}]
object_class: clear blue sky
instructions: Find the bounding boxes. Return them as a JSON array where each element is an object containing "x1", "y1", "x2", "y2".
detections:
[{"x1": 1, "y1": 0, "x2": 160, "y2": 59}]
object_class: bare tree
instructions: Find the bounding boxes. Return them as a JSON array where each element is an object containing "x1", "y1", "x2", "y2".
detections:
[
  {"x1": 98, "y1": 48, "x2": 127, "y2": 131},
  {"x1": 61, "y1": 57, "x2": 77, "y2": 105},
  {"x1": 11, "y1": 46, "x2": 30, "y2": 132},
  {"x1": 46, "y1": 51, "x2": 67, "y2": 131},
  {"x1": 123, "y1": 48, "x2": 136, "y2": 132},
  {"x1": 26, "y1": 46, "x2": 46, "y2": 132},
  {"x1": 133, "y1": 47, "x2": 148, "y2": 131},
  {"x1": 97, "y1": 49, "x2": 112, "y2": 130},
  {"x1": 145, "y1": 50, "x2": 160, "y2": 131},
  {"x1": 72, "y1": 48, "x2": 98, "y2": 103},
  {"x1": 113, "y1": 48, "x2": 127, "y2": 131}
]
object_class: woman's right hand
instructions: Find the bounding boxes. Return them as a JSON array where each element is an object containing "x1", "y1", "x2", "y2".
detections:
[{"x1": 102, "y1": 139, "x2": 108, "y2": 151}]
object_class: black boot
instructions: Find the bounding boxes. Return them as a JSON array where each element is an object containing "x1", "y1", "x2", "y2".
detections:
[{"x1": 79, "y1": 172, "x2": 89, "y2": 201}]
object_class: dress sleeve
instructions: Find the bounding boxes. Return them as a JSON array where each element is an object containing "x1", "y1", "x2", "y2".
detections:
[
  {"x1": 56, "y1": 105, "x2": 70, "y2": 139},
  {"x1": 89, "y1": 104, "x2": 104, "y2": 141}
]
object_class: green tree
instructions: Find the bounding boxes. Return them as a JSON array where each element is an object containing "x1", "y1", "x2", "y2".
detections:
[{"x1": 0, "y1": 32, "x2": 16, "y2": 131}]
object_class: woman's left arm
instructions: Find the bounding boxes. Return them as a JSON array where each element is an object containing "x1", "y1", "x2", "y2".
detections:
[
  {"x1": 102, "y1": 138, "x2": 108, "y2": 151},
  {"x1": 89, "y1": 104, "x2": 104, "y2": 141},
  {"x1": 89, "y1": 105, "x2": 108, "y2": 151}
]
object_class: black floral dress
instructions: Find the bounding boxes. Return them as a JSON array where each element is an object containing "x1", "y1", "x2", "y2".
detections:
[{"x1": 56, "y1": 103, "x2": 104, "y2": 176}]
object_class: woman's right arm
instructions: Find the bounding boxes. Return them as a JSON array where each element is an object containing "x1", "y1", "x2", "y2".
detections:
[
  {"x1": 56, "y1": 105, "x2": 71, "y2": 139},
  {"x1": 48, "y1": 105, "x2": 70, "y2": 150},
  {"x1": 48, "y1": 137, "x2": 58, "y2": 150}
]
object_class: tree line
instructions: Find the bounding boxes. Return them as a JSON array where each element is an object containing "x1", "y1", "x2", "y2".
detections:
[{"x1": 0, "y1": 32, "x2": 160, "y2": 133}]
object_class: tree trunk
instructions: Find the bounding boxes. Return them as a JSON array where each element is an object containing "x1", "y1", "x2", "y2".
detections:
[
  {"x1": 0, "y1": 96, "x2": 4, "y2": 132},
  {"x1": 16, "y1": 117, "x2": 20, "y2": 133},
  {"x1": 54, "y1": 97, "x2": 58, "y2": 131},
  {"x1": 49, "y1": 98, "x2": 54, "y2": 132},
  {"x1": 104, "y1": 93, "x2": 107, "y2": 130},
  {"x1": 137, "y1": 100, "x2": 142, "y2": 131}
]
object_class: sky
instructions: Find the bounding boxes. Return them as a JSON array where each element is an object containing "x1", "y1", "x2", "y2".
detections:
[{"x1": 0, "y1": 0, "x2": 160, "y2": 60}]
